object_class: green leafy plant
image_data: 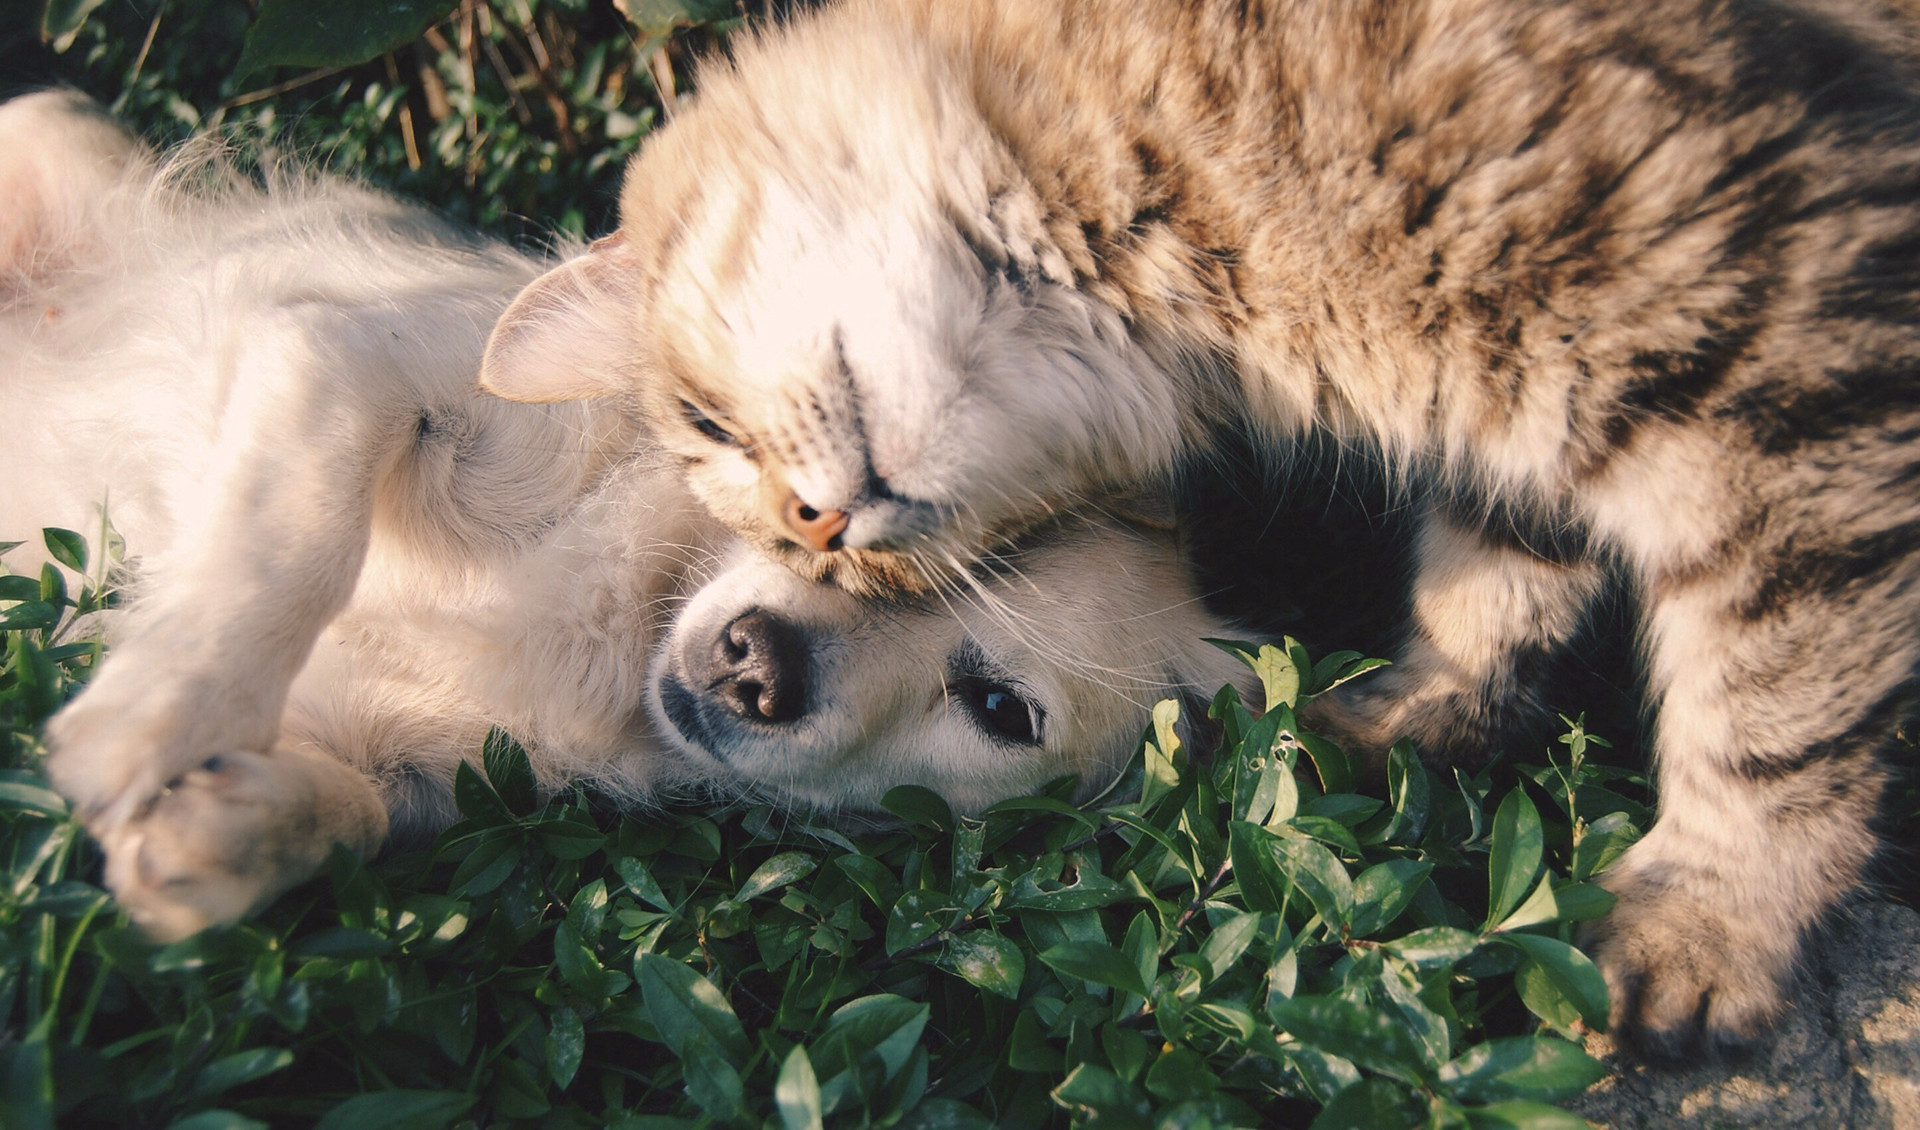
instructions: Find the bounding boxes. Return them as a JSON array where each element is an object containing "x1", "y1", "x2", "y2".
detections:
[
  {"x1": 9, "y1": 0, "x2": 749, "y2": 239},
  {"x1": 0, "y1": 526, "x2": 1645, "y2": 1128}
]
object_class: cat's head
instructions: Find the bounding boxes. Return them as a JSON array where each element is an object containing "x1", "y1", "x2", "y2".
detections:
[
  {"x1": 645, "y1": 509, "x2": 1261, "y2": 814},
  {"x1": 479, "y1": 15, "x2": 1185, "y2": 595}
]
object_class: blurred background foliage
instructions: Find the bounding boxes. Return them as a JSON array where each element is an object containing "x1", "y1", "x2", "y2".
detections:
[{"x1": 2, "y1": 0, "x2": 775, "y2": 242}]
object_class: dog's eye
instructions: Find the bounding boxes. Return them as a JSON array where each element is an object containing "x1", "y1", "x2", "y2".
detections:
[
  {"x1": 681, "y1": 399, "x2": 741, "y2": 447},
  {"x1": 954, "y1": 676, "x2": 1042, "y2": 745}
]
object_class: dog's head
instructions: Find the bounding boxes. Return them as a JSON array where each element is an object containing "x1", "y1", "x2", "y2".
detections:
[{"x1": 647, "y1": 511, "x2": 1262, "y2": 815}]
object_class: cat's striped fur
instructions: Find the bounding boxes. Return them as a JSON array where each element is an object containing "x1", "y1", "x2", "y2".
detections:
[{"x1": 479, "y1": 0, "x2": 1920, "y2": 1054}]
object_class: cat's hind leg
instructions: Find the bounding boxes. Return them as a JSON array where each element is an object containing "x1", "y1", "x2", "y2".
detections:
[{"x1": 1303, "y1": 503, "x2": 1606, "y2": 769}]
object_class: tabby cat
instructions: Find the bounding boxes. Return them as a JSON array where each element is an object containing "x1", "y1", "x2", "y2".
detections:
[{"x1": 478, "y1": 0, "x2": 1920, "y2": 1055}]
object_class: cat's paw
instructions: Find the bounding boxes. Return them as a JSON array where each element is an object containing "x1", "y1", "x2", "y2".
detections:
[
  {"x1": 1582, "y1": 867, "x2": 1799, "y2": 1061},
  {"x1": 97, "y1": 749, "x2": 386, "y2": 941}
]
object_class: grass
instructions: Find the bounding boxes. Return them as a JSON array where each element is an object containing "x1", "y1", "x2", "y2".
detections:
[{"x1": 1, "y1": 527, "x2": 1645, "y2": 1129}]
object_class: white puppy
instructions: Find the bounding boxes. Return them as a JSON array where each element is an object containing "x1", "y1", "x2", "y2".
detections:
[{"x1": 0, "y1": 92, "x2": 1257, "y2": 940}]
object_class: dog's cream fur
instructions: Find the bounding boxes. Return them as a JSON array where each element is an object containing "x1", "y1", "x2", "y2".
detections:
[{"x1": 0, "y1": 92, "x2": 1255, "y2": 941}]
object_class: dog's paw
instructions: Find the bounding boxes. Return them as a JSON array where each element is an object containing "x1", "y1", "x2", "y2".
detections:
[
  {"x1": 1582, "y1": 865, "x2": 1798, "y2": 1061},
  {"x1": 98, "y1": 748, "x2": 386, "y2": 942}
]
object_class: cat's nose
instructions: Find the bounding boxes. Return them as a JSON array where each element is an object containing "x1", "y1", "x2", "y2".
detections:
[
  {"x1": 782, "y1": 492, "x2": 849, "y2": 552},
  {"x1": 710, "y1": 609, "x2": 807, "y2": 723}
]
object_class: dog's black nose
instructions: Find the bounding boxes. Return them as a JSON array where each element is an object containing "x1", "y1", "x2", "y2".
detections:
[{"x1": 708, "y1": 609, "x2": 807, "y2": 723}]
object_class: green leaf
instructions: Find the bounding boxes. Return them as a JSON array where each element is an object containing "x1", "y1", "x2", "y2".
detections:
[
  {"x1": 1438, "y1": 1036, "x2": 1607, "y2": 1104},
  {"x1": 547, "y1": 1009, "x2": 586, "y2": 1090},
  {"x1": 1050, "y1": 1063, "x2": 1150, "y2": 1124},
  {"x1": 1246, "y1": 642, "x2": 1303, "y2": 710},
  {"x1": 1144, "y1": 1047, "x2": 1218, "y2": 1104},
  {"x1": 679, "y1": 1033, "x2": 751, "y2": 1124},
  {"x1": 1460, "y1": 1100, "x2": 1599, "y2": 1129},
  {"x1": 0, "y1": 774, "x2": 68, "y2": 817},
  {"x1": 1491, "y1": 876, "x2": 1561, "y2": 933},
  {"x1": 836, "y1": 853, "x2": 901, "y2": 911},
  {"x1": 1571, "y1": 811, "x2": 1640, "y2": 881},
  {"x1": 0, "y1": 575, "x2": 39, "y2": 602},
  {"x1": 236, "y1": 0, "x2": 462, "y2": 79},
  {"x1": 1548, "y1": 881, "x2": 1615, "y2": 923},
  {"x1": 1268, "y1": 995, "x2": 1437, "y2": 1086},
  {"x1": 290, "y1": 927, "x2": 392, "y2": 960},
  {"x1": 1007, "y1": 1011, "x2": 1064, "y2": 1073},
  {"x1": 1257, "y1": 826, "x2": 1354, "y2": 930},
  {"x1": 1349, "y1": 860, "x2": 1432, "y2": 937},
  {"x1": 313, "y1": 1091, "x2": 476, "y2": 1130},
  {"x1": 40, "y1": 0, "x2": 111, "y2": 50},
  {"x1": 886, "y1": 888, "x2": 959, "y2": 954},
  {"x1": 1229, "y1": 821, "x2": 1292, "y2": 914},
  {"x1": 6, "y1": 1039, "x2": 53, "y2": 1130},
  {"x1": 1379, "y1": 741, "x2": 1432, "y2": 846},
  {"x1": 190, "y1": 1047, "x2": 293, "y2": 1101},
  {"x1": 1308, "y1": 1078, "x2": 1424, "y2": 1130},
  {"x1": 1311, "y1": 653, "x2": 1393, "y2": 697},
  {"x1": 939, "y1": 931, "x2": 1024, "y2": 999},
  {"x1": 613, "y1": 856, "x2": 675, "y2": 912},
  {"x1": 894, "y1": 1098, "x2": 996, "y2": 1129},
  {"x1": 621, "y1": 0, "x2": 736, "y2": 37},
  {"x1": 1502, "y1": 933, "x2": 1610, "y2": 1034},
  {"x1": 882, "y1": 785, "x2": 953, "y2": 832},
  {"x1": 1006, "y1": 866, "x2": 1132, "y2": 912},
  {"x1": 1143, "y1": 698, "x2": 1184, "y2": 806},
  {"x1": 166, "y1": 1113, "x2": 270, "y2": 1130},
  {"x1": 482, "y1": 728, "x2": 538, "y2": 815},
  {"x1": 777, "y1": 1044, "x2": 825, "y2": 1130},
  {"x1": 42, "y1": 529, "x2": 85, "y2": 573},
  {"x1": 0, "y1": 601, "x2": 58, "y2": 631},
  {"x1": 1116, "y1": 913, "x2": 1160, "y2": 1019},
  {"x1": 1197, "y1": 910, "x2": 1262, "y2": 982},
  {"x1": 448, "y1": 834, "x2": 520, "y2": 897},
  {"x1": 1485, "y1": 790, "x2": 1544, "y2": 931},
  {"x1": 451, "y1": 761, "x2": 510, "y2": 822},
  {"x1": 1037, "y1": 941, "x2": 1149, "y2": 997},
  {"x1": 1385, "y1": 926, "x2": 1481, "y2": 970},
  {"x1": 736, "y1": 851, "x2": 816, "y2": 901},
  {"x1": 634, "y1": 952, "x2": 751, "y2": 1065},
  {"x1": 813, "y1": 995, "x2": 929, "y2": 1102},
  {"x1": 983, "y1": 794, "x2": 1101, "y2": 830},
  {"x1": 1297, "y1": 731, "x2": 1354, "y2": 796}
]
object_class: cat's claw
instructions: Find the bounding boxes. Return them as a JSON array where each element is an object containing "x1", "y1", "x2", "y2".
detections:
[{"x1": 1582, "y1": 870, "x2": 1797, "y2": 1062}]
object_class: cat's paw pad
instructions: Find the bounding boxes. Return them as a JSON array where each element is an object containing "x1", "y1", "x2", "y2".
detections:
[
  {"x1": 1582, "y1": 883, "x2": 1794, "y2": 1061},
  {"x1": 99, "y1": 750, "x2": 337, "y2": 942}
]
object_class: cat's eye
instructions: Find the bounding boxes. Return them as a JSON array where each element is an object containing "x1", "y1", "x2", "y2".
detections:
[
  {"x1": 953, "y1": 675, "x2": 1043, "y2": 745},
  {"x1": 680, "y1": 399, "x2": 741, "y2": 447}
]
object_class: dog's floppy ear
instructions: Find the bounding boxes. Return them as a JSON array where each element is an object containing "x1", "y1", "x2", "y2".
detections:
[{"x1": 479, "y1": 233, "x2": 641, "y2": 402}]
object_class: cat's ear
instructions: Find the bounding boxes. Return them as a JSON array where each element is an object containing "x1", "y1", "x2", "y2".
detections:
[{"x1": 479, "y1": 233, "x2": 643, "y2": 402}]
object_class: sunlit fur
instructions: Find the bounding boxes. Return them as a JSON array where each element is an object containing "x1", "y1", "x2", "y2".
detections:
[
  {"x1": 480, "y1": 0, "x2": 1920, "y2": 1053},
  {"x1": 1, "y1": 92, "x2": 1256, "y2": 941}
]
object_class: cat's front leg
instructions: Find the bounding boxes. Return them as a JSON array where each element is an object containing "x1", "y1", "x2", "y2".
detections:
[
  {"x1": 43, "y1": 313, "x2": 416, "y2": 911},
  {"x1": 1303, "y1": 504, "x2": 1605, "y2": 770},
  {"x1": 1589, "y1": 559, "x2": 1905, "y2": 1057}
]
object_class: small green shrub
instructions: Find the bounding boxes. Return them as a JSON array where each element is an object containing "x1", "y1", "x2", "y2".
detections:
[
  {"x1": 7, "y1": 0, "x2": 745, "y2": 240},
  {"x1": 0, "y1": 527, "x2": 1642, "y2": 1129}
]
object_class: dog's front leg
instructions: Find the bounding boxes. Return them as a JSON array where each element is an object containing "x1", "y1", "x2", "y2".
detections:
[{"x1": 44, "y1": 312, "x2": 412, "y2": 923}]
